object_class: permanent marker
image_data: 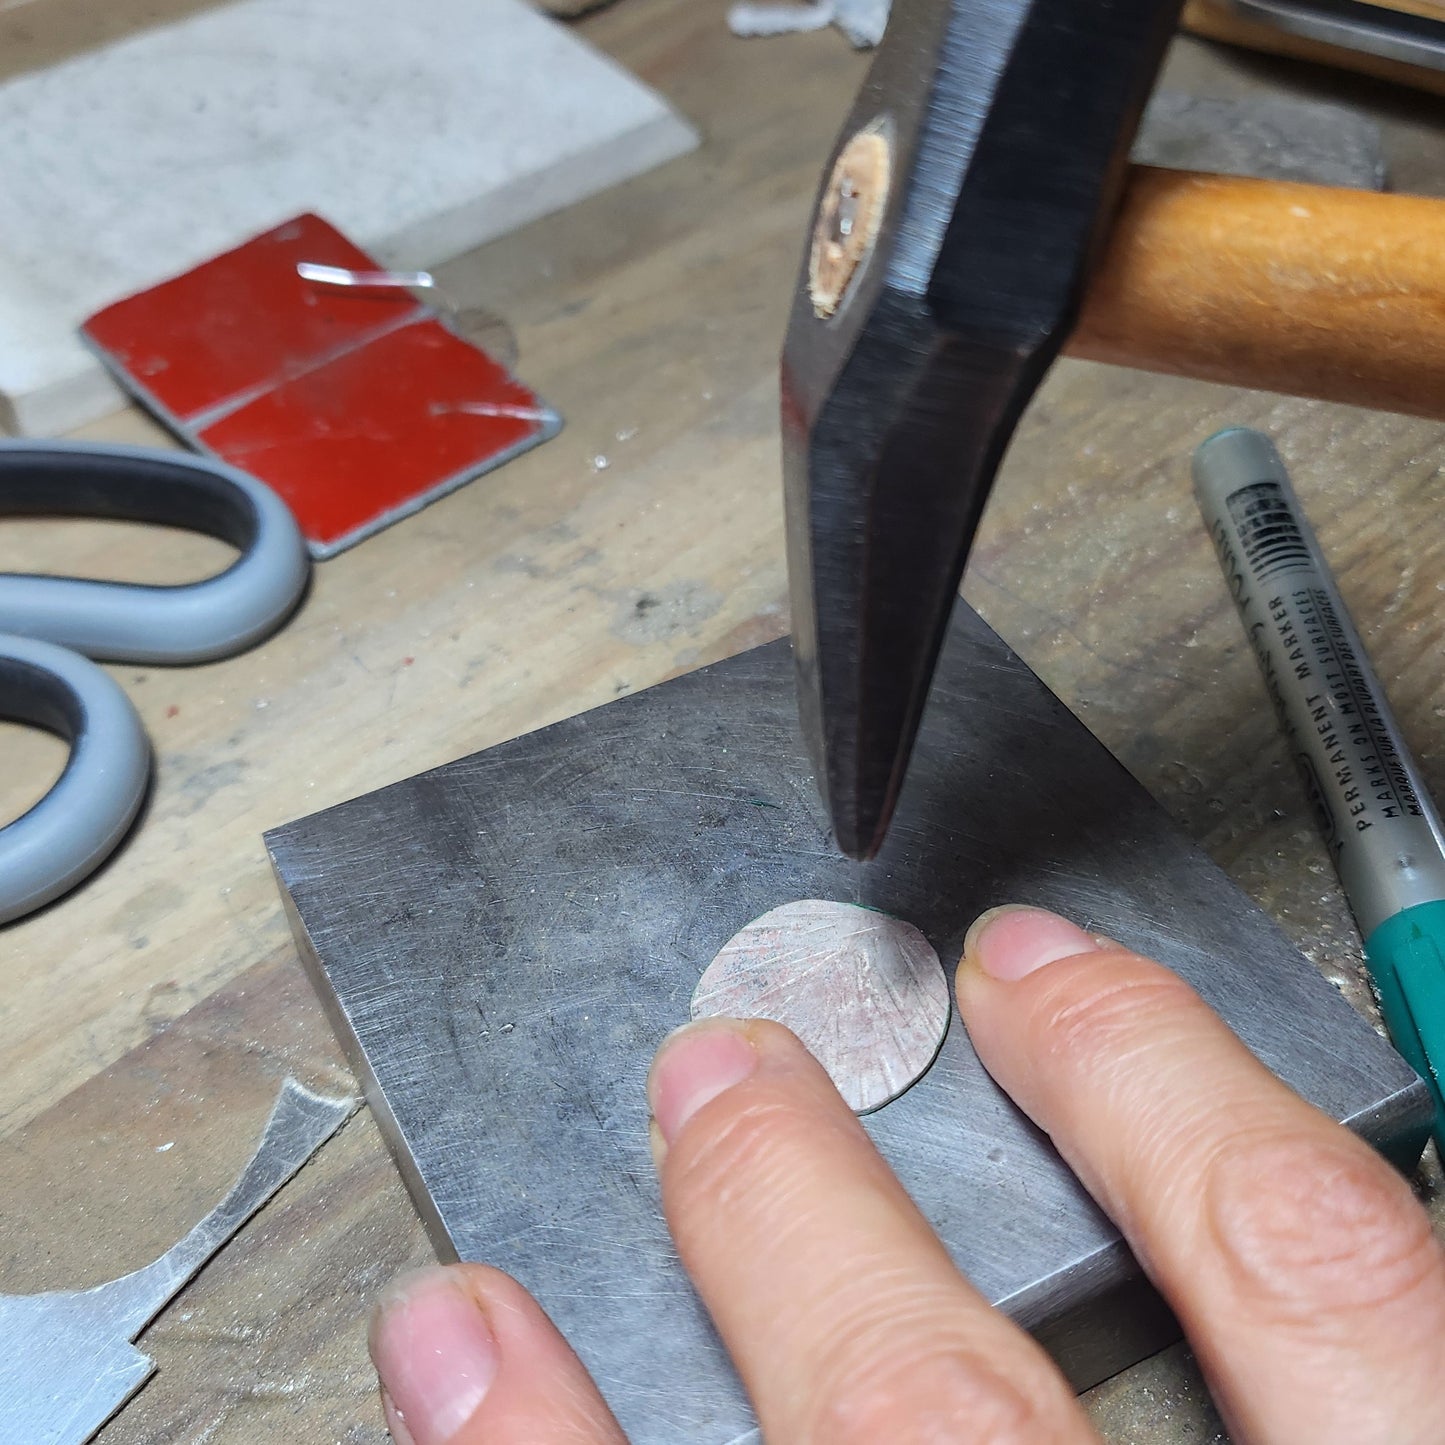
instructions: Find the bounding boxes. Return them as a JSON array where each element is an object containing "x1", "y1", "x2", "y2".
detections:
[{"x1": 1194, "y1": 426, "x2": 1445, "y2": 1149}]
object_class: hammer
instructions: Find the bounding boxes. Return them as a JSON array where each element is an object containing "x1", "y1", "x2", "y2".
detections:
[{"x1": 781, "y1": 0, "x2": 1445, "y2": 860}]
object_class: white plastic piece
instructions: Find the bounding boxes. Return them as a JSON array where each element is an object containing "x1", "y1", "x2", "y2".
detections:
[
  {"x1": 728, "y1": 0, "x2": 891, "y2": 47},
  {"x1": 0, "y1": 0, "x2": 699, "y2": 434}
]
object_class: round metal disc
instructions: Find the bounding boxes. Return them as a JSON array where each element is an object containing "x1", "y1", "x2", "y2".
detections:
[{"x1": 691, "y1": 899, "x2": 950, "y2": 1114}]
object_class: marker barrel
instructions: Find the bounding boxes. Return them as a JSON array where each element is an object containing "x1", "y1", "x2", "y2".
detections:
[{"x1": 1192, "y1": 428, "x2": 1445, "y2": 938}]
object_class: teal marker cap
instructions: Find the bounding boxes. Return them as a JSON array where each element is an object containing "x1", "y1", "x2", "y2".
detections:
[{"x1": 1365, "y1": 899, "x2": 1445, "y2": 1153}]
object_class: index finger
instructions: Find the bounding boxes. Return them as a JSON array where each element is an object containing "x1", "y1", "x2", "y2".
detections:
[{"x1": 648, "y1": 1016, "x2": 1097, "y2": 1444}]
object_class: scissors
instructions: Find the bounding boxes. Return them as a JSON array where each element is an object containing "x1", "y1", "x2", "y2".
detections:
[{"x1": 0, "y1": 441, "x2": 308, "y2": 924}]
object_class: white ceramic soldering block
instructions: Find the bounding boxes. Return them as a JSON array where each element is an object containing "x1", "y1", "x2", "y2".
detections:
[{"x1": 0, "y1": 0, "x2": 699, "y2": 435}]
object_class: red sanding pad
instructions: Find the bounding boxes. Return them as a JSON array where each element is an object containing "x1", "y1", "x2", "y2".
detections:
[{"x1": 84, "y1": 214, "x2": 559, "y2": 558}]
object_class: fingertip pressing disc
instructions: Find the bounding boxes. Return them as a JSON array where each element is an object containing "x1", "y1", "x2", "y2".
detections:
[{"x1": 691, "y1": 899, "x2": 950, "y2": 1113}]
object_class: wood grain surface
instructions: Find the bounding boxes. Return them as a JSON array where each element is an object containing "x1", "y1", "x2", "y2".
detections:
[
  {"x1": 3, "y1": 6, "x2": 1445, "y2": 1441},
  {"x1": 1074, "y1": 166, "x2": 1445, "y2": 418}
]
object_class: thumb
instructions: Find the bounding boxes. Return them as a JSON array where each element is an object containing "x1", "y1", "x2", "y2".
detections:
[{"x1": 370, "y1": 1264, "x2": 626, "y2": 1445}]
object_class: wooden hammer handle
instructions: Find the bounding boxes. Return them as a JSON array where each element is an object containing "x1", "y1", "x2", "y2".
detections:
[{"x1": 1070, "y1": 166, "x2": 1445, "y2": 419}]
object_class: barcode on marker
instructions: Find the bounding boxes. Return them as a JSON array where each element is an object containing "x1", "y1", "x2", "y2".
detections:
[{"x1": 1225, "y1": 482, "x2": 1311, "y2": 582}]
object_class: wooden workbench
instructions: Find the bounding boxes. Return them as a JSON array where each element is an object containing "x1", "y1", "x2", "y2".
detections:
[{"x1": 2, "y1": 3, "x2": 1443, "y2": 1439}]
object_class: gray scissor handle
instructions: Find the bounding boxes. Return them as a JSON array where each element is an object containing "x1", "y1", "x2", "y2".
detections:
[
  {"x1": 0, "y1": 441, "x2": 309, "y2": 663},
  {"x1": 0, "y1": 634, "x2": 150, "y2": 924},
  {"x1": 0, "y1": 442, "x2": 310, "y2": 923}
]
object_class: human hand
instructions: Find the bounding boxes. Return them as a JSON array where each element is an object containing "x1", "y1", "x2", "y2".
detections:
[{"x1": 368, "y1": 904, "x2": 1445, "y2": 1444}]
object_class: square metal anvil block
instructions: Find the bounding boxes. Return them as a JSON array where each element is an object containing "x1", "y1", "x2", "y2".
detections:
[{"x1": 268, "y1": 603, "x2": 1428, "y2": 1444}]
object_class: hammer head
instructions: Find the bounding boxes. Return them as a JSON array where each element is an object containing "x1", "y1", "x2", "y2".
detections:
[{"x1": 782, "y1": 0, "x2": 1181, "y2": 859}]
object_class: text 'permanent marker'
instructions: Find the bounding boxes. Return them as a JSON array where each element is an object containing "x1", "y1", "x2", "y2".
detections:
[{"x1": 1194, "y1": 426, "x2": 1445, "y2": 1151}]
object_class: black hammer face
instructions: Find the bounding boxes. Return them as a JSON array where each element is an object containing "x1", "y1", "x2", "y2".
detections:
[{"x1": 782, "y1": 0, "x2": 1183, "y2": 860}]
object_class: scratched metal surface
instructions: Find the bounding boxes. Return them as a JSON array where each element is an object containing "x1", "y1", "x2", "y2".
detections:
[{"x1": 268, "y1": 602, "x2": 1428, "y2": 1445}]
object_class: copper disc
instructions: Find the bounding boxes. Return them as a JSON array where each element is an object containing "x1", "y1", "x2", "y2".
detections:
[{"x1": 691, "y1": 899, "x2": 950, "y2": 1113}]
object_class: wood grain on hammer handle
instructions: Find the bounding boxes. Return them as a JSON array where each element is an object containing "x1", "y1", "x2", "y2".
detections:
[{"x1": 1071, "y1": 166, "x2": 1445, "y2": 419}]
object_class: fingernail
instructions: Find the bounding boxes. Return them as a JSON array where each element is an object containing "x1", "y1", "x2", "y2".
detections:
[
  {"x1": 380, "y1": 1385, "x2": 419, "y2": 1445},
  {"x1": 647, "y1": 1019, "x2": 758, "y2": 1147},
  {"x1": 370, "y1": 1268, "x2": 498, "y2": 1444},
  {"x1": 964, "y1": 905, "x2": 1102, "y2": 981}
]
